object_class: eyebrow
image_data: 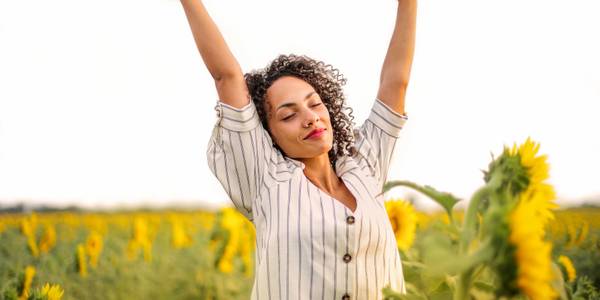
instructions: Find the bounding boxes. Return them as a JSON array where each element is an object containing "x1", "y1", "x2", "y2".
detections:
[{"x1": 275, "y1": 91, "x2": 317, "y2": 112}]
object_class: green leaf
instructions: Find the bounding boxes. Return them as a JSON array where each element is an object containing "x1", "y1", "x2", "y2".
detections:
[
  {"x1": 381, "y1": 180, "x2": 461, "y2": 219},
  {"x1": 473, "y1": 280, "x2": 495, "y2": 293},
  {"x1": 550, "y1": 261, "x2": 569, "y2": 300},
  {"x1": 383, "y1": 283, "x2": 427, "y2": 300}
]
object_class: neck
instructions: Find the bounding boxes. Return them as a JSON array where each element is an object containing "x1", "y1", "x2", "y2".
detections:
[{"x1": 300, "y1": 153, "x2": 340, "y2": 194}]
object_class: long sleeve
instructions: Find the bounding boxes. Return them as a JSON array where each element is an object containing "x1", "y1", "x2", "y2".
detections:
[
  {"x1": 206, "y1": 100, "x2": 282, "y2": 222},
  {"x1": 353, "y1": 98, "x2": 408, "y2": 192}
]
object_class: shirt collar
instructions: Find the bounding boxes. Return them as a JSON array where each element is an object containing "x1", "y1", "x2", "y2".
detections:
[
  {"x1": 286, "y1": 157, "x2": 305, "y2": 170},
  {"x1": 285, "y1": 155, "x2": 357, "y2": 176}
]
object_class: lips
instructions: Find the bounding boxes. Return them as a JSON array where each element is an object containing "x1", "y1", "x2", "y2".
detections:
[{"x1": 305, "y1": 128, "x2": 326, "y2": 139}]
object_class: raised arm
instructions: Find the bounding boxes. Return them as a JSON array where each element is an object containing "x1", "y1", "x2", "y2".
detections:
[
  {"x1": 180, "y1": 0, "x2": 250, "y2": 109},
  {"x1": 376, "y1": 0, "x2": 417, "y2": 116}
]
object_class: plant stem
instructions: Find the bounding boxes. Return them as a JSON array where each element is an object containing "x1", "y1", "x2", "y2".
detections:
[
  {"x1": 458, "y1": 175, "x2": 501, "y2": 254},
  {"x1": 453, "y1": 239, "x2": 495, "y2": 300},
  {"x1": 380, "y1": 180, "x2": 460, "y2": 229}
]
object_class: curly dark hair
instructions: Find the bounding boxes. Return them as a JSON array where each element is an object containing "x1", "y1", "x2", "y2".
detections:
[{"x1": 244, "y1": 54, "x2": 358, "y2": 172}]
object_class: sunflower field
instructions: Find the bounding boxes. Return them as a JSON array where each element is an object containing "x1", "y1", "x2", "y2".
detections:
[{"x1": 1, "y1": 137, "x2": 599, "y2": 300}]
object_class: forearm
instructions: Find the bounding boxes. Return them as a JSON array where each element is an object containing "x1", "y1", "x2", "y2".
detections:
[
  {"x1": 180, "y1": 0, "x2": 243, "y2": 81},
  {"x1": 379, "y1": 0, "x2": 417, "y2": 87}
]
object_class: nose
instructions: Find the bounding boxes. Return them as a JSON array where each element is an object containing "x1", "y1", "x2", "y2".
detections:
[{"x1": 303, "y1": 111, "x2": 320, "y2": 128}]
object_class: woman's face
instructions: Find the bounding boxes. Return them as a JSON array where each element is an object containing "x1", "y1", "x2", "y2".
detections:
[{"x1": 265, "y1": 76, "x2": 333, "y2": 159}]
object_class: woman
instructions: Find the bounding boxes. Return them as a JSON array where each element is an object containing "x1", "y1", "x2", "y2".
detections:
[{"x1": 180, "y1": 0, "x2": 416, "y2": 299}]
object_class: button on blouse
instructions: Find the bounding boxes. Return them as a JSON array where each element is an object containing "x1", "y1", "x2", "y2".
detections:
[
  {"x1": 207, "y1": 97, "x2": 409, "y2": 299},
  {"x1": 346, "y1": 215, "x2": 355, "y2": 224}
]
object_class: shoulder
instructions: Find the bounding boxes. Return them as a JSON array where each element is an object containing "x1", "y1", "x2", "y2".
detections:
[{"x1": 365, "y1": 98, "x2": 409, "y2": 138}]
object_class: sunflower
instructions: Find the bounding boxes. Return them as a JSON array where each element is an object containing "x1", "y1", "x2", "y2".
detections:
[
  {"x1": 557, "y1": 255, "x2": 576, "y2": 283},
  {"x1": 21, "y1": 218, "x2": 39, "y2": 257},
  {"x1": 171, "y1": 218, "x2": 192, "y2": 249},
  {"x1": 39, "y1": 224, "x2": 57, "y2": 254},
  {"x1": 509, "y1": 137, "x2": 550, "y2": 186},
  {"x1": 507, "y1": 138, "x2": 559, "y2": 299},
  {"x1": 509, "y1": 199, "x2": 557, "y2": 299},
  {"x1": 128, "y1": 217, "x2": 152, "y2": 262},
  {"x1": 509, "y1": 137, "x2": 559, "y2": 225},
  {"x1": 239, "y1": 221, "x2": 255, "y2": 278},
  {"x1": 40, "y1": 283, "x2": 64, "y2": 300},
  {"x1": 220, "y1": 207, "x2": 244, "y2": 230},
  {"x1": 77, "y1": 244, "x2": 87, "y2": 277},
  {"x1": 216, "y1": 207, "x2": 245, "y2": 274},
  {"x1": 218, "y1": 227, "x2": 240, "y2": 274},
  {"x1": 385, "y1": 198, "x2": 417, "y2": 252},
  {"x1": 19, "y1": 265, "x2": 35, "y2": 300},
  {"x1": 86, "y1": 231, "x2": 103, "y2": 268},
  {"x1": 489, "y1": 138, "x2": 560, "y2": 299},
  {"x1": 516, "y1": 184, "x2": 557, "y2": 230}
]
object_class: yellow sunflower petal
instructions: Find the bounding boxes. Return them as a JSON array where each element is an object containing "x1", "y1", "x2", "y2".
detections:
[
  {"x1": 509, "y1": 199, "x2": 557, "y2": 300},
  {"x1": 385, "y1": 199, "x2": 418, "y2": 251}
]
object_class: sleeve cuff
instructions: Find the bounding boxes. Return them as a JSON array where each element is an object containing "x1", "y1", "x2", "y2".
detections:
[
  {"x1": 368, "y1": 98, "x2": 408, "y2": 137},
  {"x1": 215, "y1": 100, "x2": 262, "y2": 132}
]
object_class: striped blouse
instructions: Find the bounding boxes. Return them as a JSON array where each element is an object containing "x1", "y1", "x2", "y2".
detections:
[{"x1": 207, "y1": 97, "x2": 408, "y2": 300}]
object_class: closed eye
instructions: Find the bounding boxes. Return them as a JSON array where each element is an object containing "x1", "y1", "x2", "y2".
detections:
[{"x1": 282, "y1": 103, "x2": 322, "y2": 121}]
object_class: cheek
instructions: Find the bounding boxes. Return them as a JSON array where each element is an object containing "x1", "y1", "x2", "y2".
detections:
[
  {"x1": 321, "y1": 110, "x2": 332, "y2": 123},
  {"x1": 272, "y1": 123, "x2": 300, "y2": 144},
  {"x1": 322, "y1": 113, "x2": 333, "y2": 129}
]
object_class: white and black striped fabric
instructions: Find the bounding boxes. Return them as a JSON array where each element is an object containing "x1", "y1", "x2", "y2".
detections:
[{"x1": 207, "y1": 97, "x2": 408, "y2": 300}]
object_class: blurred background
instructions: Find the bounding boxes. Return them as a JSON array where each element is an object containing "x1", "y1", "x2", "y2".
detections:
[
  {"x1": 1, "y1": 0, "x2": 599, "y2": 213},
  {"x1": 2, "y1": 1, "x2": 600, "y2": 299}
]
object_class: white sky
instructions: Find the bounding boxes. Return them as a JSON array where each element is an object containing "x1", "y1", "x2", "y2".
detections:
[{"x1": 1, "y1": 0, "x2": 599, "y2": 212}]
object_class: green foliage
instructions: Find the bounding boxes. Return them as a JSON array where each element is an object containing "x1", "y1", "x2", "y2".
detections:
[
  {"x1": 381, "y1": 180, "x2": 461, "y2": 223},
  {"x1": 570, "y1": 276, "x2": 600, "y2": 300},
  {"x1": 553, "y1": 227, "x2": 600, "y2": 289},
  {"x1": 3, "y1": 206, "x2": 600, "y2": 300},
  {"x1": 482, "y1": 149, "x2": 529, "y2": 198},
  {"x1": 2, "y1": 288, "x2": 18, "y2": 300},
  {"x1": 0, "y1": 212, "x2": 253, "y2": 300}
]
